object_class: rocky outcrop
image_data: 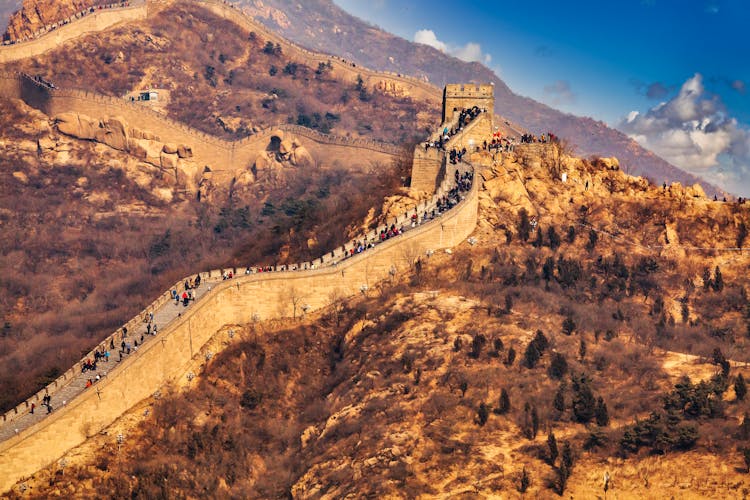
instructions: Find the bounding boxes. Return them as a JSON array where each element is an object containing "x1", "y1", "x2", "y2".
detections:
[
  {"x1": 54, "y1": 112, "x2": 198, "y2": 191},
  {"x1": 373, "y1": 79, "x2": 409, "y2": 98},
  {"x1": 253, "y1": 130, "x2": 315, "y2": 174},
  {"x1": 4, "y1": 0, "x2": 108, "y2": 41}
]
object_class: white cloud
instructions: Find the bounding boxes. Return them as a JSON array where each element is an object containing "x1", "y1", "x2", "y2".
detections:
[
  {"x1": 414, "y1": 29, "x2": 447, "y2": 52},
  {"x1": 618, "y1": 73, "x2": 750, "y2": 195},
  {"x1": 413, "y1": 29, "x2": 492, "y2": 64}
]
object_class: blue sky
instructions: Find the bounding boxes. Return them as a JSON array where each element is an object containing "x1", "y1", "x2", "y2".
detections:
[{"x1": 335, "y1": 0, "x2": 750, "y2": 195}]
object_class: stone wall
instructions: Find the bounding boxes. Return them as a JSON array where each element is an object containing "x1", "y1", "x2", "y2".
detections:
[
  {"x1": 0, "y1": 171, "x2": 478, "y2": 494},
  {"x1": 410, "y1": 146, "x2": 444, "y2": 194},
  {"x1": 410, "y1": 106, "x2": 493, "y2": 195},
  {"x1": 0, "y1": 72, "x2": 21, "y2": 99},
  {"x1": 514, "y1": 143, "x2": 559, "y2": 170},
  {"x1": 445, "y1": 113, "x2": 493, "y2": 152},
  {"x1": 2, "y1": 74, "x2": 400, "y2": 180},
  {"x1": 443, "y1": 83, "x2": 495, "y2": 124},
  {"x1": 0, "y1": 2, "x2": 148, "y2": 64}
]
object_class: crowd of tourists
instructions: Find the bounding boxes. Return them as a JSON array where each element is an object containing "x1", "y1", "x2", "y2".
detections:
[
  {"x1": 424, "y1": 106, "x2": 485, "y2": 150},
  {"x1": 338, "y1": 167, "x2": 474, "y2": 263},
  {"x1": 487, "y1": 136, "x2": 516, "y2": 152},
  {"x1": 520, "y1": 132, "x2": 558, "y2": 144},
  {"x1": 10, "y1": 130, "x2": 478, "y2": 430}
]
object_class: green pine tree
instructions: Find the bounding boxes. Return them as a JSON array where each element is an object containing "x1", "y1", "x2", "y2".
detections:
[
  {"x1": 736, "y1": 374, "x2": 748, "y2": 401},
  {"x1": 548, "y1": 430, "x2": 559, "y2": 465}
]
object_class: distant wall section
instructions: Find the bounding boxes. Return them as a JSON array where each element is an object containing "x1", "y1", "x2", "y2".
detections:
[
  {"x1": 2, "y1": 75, "x2": 400, "y2": 180},
  {"x1": 0, "y1": 2, "x2": 148, "y2": 64}
]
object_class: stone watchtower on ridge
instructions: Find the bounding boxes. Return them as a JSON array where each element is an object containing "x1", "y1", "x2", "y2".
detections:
[
  {"x1": 442, "y1": 83, "x2": 495, "y2": 125},
  {"x1": 411, "y1": 83, "x2": 494, "y2": 194}
]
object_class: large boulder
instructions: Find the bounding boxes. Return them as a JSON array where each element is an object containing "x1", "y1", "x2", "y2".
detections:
[
  {"x1": 279, "y1": 138, "x2": 293, "y2": 155},
  {"x1": 177, "y1": 144, "x2": 193, "y2": 159},
  {"x1": 162, "y1": 143, "x2": 178, "y2": 154},
  {"x1": 254, "y1": 153, "x2": 272, "y2": 171},
  {"x1": 687, "y1": 183, "x2": 706, "y2": 199},
  {"x1": 37, "y1": 136, "x2": 55, "y2": 150},
  {"x1": 290, "y1": 145, "x2": 314, "y2": 167},
  {"x1": 95, "y1": 117, "x2": 129, "y2": 151},
  {"x1": 160, "y1": 151, "x2": 179, "y2": 170},
  {"x1": 128, "y1": 138, "x2": 163, "y2": 166},
  {"x1": 234, "y1": 169, "x2": 256, "y2": 188},
  {"x1": 56, "y1": 112, "x2": 97, "y2": 140},
  {"x1": 597, "y1": 157, "x2": 620, "y2": 171}
]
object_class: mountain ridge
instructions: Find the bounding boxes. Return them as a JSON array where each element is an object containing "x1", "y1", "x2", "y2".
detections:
[
  {"x1": 239, "y1": 0, "x2": 724, "y2": 196},
  {"x1": 0, "y1": 0, "x2": 727, "y2": 197}
]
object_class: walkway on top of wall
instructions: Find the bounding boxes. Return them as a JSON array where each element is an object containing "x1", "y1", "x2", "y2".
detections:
[
  {"x1": 0, "y1": 277, "x2": 220, "y2": 443},
  {"x1": 0, "y1": 163, "x2": 473, "y2": 444}
]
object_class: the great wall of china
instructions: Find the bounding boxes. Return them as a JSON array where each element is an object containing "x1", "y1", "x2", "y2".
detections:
[
  {"x1": 0, "y1": 0, "x2": 453, "y2": 178},
  {"x1": 0, "y1": 121, "x2": 480, "y2": 493},
  {"x1": 0, "y1": 0, "x2": 494, "y2": 491},
  {"x1": 0, "y1": 1, "x2": 149, "y2": 63},
  {"x1": 0, "y1": 72, "x2": 403, "y2": 179}
]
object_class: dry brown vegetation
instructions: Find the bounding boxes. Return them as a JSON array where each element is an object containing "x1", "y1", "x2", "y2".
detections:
[
  {"x1": 12, "y1": 150, "x2": 750, "y2": 497},
  {"x1": 0, "y1": 96, "x2": 410, "y2": 413},
  {"x1": 4, "y1": 3, "x2": 436, "y2": 143}
]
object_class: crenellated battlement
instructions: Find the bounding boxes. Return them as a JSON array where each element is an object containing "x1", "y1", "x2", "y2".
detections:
[
  {"x1": 0, "y1": 73, "x2": 482, "y2": 495},
  {"x1": 443, "y1": 83, "x2": 495, "y2": 124},
  {"x1": 411, "y1": 84, "x2": 494, "y2": 194}
]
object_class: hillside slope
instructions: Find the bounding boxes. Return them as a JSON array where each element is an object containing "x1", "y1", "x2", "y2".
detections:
[
  {"x1": 0, "y1": 3, "x2": 21, "y2": 35},
  {"x1": 240, "y1": 0, "x2": 723, "y2": 196},
  {"x1": 9, "y1": 145, "x2": 750, "y2": 498},
  {"x1": 4, "y1": 2, "x2": 436, "y2": 143},
  {"x1": 3, "y1": 0, "x2": 109, "y2": 41},
  {"x1": 0, "y1": 79, "x2": 410, "y2": 414}
]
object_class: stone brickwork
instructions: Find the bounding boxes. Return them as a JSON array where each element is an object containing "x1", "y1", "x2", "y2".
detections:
[
  {"x1": 443, "y1": 83, "x2": 495, "y2": 124},
  {"x1": 410, "y1": 83, "x2": 495, "y2": 194},
  {"x1": 410, "y1": 146, "x2": 444, "y2": 194}
]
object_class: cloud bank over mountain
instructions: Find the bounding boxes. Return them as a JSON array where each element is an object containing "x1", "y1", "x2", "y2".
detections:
[
  {"x1": 620, "y1": 74, "x2": 750, "y2": 195},
  {"x1": 413, "y1": 28, "x2": 491, "y2": 64}
]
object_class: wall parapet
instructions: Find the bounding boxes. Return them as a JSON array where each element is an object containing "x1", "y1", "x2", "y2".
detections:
[
  {"x1": 0, "y1": 157, "x2": 478, "y2": 494},
  {"x1": 0, "y1": 2, "x2": 148, "y2": 64},
  {"x1": 2, "y1": 73, "x2": 402, "y2": 173}
]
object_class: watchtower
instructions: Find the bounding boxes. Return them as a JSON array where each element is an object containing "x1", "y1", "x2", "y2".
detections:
[
  {"x1": 410, "y1": 83, "x2": 494, "y2": 194},
  {"x1": 443, "y1": 83, "x2": 495, "y2": 124}
]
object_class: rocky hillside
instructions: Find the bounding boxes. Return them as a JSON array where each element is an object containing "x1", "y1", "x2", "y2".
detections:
[
  {"x1": 0, "y1": 2, "x2": 21, "y2": 35},
  {"x1": 5, "y1": 2, "x2": 436, "y2": 143},
  {"x1": 3, "y1": 0, "x2": 109, "y2": 41},
  {"x1": 0, "y1": 94, "x2": 409, "y2": 414},
  {"x1": 9, "y1": 145, "x2": 750, "y2": 498},
  {"x1": 240, "y1": 0, "x2": 723, "y2": 196}
]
